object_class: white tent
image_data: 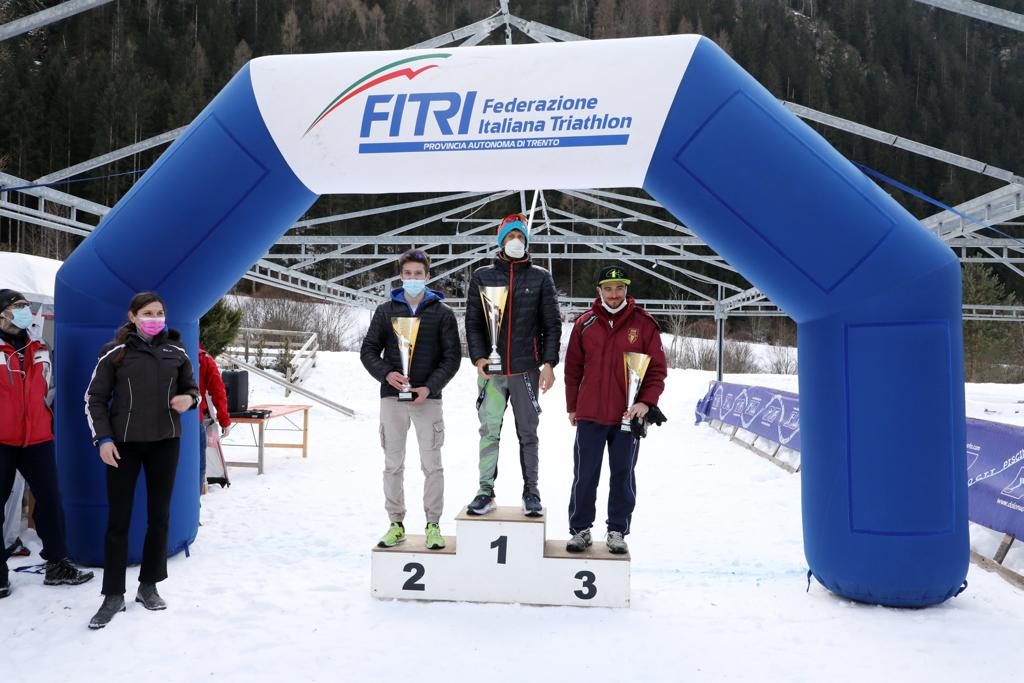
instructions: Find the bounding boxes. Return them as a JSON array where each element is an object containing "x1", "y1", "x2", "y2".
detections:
[{"x1": 0, "y1": 251, "x2": 60, "y2": 305}]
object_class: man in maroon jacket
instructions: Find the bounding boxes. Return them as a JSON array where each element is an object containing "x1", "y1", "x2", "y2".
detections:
[{"x1": 563, "y1": 267, "x2": 667, "y2": 555}]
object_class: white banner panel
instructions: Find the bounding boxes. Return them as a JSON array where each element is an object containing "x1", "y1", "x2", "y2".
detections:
[{"x1": 250, "y1": 35, "x2": 698, "y2": 194}]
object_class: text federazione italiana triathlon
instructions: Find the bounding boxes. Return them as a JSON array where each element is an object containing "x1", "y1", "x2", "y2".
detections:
[{"x1": 477, "y1": 95, "x2": 633, "y2": 135}]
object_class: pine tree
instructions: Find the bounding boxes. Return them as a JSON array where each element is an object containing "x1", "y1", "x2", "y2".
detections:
[
  {"x1": 962, "y1": 263, "x2": 1022, "y2": 382},
  {"x1": 200, "y1": 299, "x2": 243, "y2": 359}
]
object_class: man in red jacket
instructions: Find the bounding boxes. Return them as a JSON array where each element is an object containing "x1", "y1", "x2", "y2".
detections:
[
  {"x1": 563, "y1": 268, "x2": 667, "y2": 555},
  {"x1": 0, "y1": 289, "x2": 93, "y2": 597},
  {"x1": 198, "y1": 344, "x2": 232, "y2": 494}
]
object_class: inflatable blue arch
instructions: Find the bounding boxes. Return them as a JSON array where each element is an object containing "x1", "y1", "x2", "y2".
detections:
[{"x1": 55, "y1": 35, "x2": 968, "y2": 607}]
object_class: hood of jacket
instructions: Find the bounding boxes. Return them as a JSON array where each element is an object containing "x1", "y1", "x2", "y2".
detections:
[{"x1": 389, "y1": 287, "x2": 445, "y2": 312}]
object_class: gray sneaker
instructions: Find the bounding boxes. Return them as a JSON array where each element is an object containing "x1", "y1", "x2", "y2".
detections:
[
  {"x1": 606, "y1": 530, "x2": 628, "y2": 555},
  {"x1": 135, "y1": 582, "x2": 167, "y2": 611},
  {"x1": 566, "y1": 529, "x2": 592, "y2": 553},
  {"x1": 88, "y1": 595, "x2": 126, "y2": 630}
]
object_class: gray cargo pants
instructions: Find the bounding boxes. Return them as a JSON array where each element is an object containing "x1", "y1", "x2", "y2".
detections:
[{"x1": 379, "y1": 397, "x2": 445, "y2": 524}]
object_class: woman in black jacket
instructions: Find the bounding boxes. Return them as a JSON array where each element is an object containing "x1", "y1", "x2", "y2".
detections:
[{"x1": 84, "y1": 292, "x2": 199, "y2": 629}]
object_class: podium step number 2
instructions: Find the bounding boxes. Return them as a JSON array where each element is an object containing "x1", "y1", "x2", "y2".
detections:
[{"x1": 371, "y1": 507, "x2": 630, "y2": 608}]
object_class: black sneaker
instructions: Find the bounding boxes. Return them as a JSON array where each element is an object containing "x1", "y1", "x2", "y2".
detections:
[
  {"x1": 0, "y1": 573, "x2": 10, "y2": 599},
  {"x1": 466, "y1": 494, "x2": 496, "y2": 516},
  {"x1": 88, "y1": 595, "x2": 126, "y2": 630},
  {"x1": 5, "y1": 537, "x2": 30, "y2": 557},
  {"x1": 521, "y1": 494, "x2": 543, "y2": 517},
  {"x1": 44, "y1": 558, "x2": 95, "y2": 586}
]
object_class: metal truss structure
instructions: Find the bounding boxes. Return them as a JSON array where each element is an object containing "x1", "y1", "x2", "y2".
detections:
[{"x1": 2, "y1": 1, "x2": 1024, "y2": 331}]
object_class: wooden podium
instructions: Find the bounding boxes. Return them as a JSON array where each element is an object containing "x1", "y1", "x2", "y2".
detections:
[{"x1": 371, "y1": 506, "x2": 630, "y2": 608}]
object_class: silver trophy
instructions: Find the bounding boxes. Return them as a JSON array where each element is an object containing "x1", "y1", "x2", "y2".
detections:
[
  {"x1": 391, "y1": 317, "x2": 420, "y2": 401},
  {"x1": 622, "y1": 352, "x2": 652, "y2": 432},
  {"x1": 479, "y1": 286, "x2": 508, "y2": 374}
]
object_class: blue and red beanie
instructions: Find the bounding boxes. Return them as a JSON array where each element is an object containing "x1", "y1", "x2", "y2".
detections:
[{"x1": 497, "y1": 213, "x2": 530, "y2": 247}]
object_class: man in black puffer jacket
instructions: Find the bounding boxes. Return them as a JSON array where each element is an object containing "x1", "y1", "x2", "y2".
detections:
[
  {"x1": 361, "y1": 249, "x2": 461, "y2": 550},
  {"x1": 464, "y1": 213, "x2": 561, "y2": 518}
]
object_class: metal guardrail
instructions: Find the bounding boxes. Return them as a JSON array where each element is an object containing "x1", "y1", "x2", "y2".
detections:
[
  {"x1": 229, "y1": 328, "x2": 319, "y2": 397},
  {"x1": 220, "y1": 354, "x2": 355, "y2": 417}
]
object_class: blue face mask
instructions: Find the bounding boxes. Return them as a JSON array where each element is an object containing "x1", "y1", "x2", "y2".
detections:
[
  {"x1": 9, "y1": 306, "x2": 33, "y2": 330},
  {"x1": 402, "y1": 279, "x2": 426, "y2": 297}
]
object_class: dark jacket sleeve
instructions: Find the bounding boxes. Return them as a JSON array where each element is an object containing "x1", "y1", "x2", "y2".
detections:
[
  {"x1": 563, "y1": 321, "x2": 585, "y2": 413},
  {"x1": 360, "y1": 306, "x2": 394, "y2": 382},
  {"x1": 636, "y1": 317, "x2": 667, "y2": 408},
  {"x1": 177, "y1": 351, "x2": 200, "y2": 409},
  {"x1": 85, "y1": 344, "x2": 119, "y2": 445},
  {"x1": 464, "y1": 272, "x2": 490, "y2": 363},
  {"x1": 538, "y1": 270, "x2": 561, "y2": 367},
  {"x1": 424, "y1": 306, "x2": 462, "y2": 394}
]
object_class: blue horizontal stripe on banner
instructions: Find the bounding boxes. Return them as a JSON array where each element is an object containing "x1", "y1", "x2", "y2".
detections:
[{"x1": 358, "y1": 134, "x2": 630, "y2": 154}]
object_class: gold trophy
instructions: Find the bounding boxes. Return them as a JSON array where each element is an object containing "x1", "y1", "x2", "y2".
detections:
[
  {"x1": 479, "y1": 286, "x2": 508, "y2": 374},
  {"x1": 391, "y1": 317, "x2": 420, "y2": 401},
  {"x1": 622, "y1": 352, "x2": 652, "y2": 432}
]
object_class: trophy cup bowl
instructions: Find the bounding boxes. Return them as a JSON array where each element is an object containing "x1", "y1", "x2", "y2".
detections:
[
  {"x1": 622, "y1": 352, "x2": 652, "y2": 432},
  {"x1": 391, "y1": 316, "x2": 421, "y2": 401},
  {"x1": 480, "y1": 286, "x2": 509, "y2": 374}
]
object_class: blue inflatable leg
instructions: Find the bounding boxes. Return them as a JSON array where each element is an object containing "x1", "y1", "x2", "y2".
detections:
[{"x1": 643, "y1": 38, "x2": 968, "y2": 606}]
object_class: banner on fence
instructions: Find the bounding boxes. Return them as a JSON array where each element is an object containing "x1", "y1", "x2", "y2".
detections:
[
  {"x1": 966, "y1": 417, "x2": 1024, "y2": 539},
  {"x1": 695, "y1": 381, "x2": 801, "y2": 451},
  {"x1": 695, "y1": 381, "x2": 1024, "y2": 539}
]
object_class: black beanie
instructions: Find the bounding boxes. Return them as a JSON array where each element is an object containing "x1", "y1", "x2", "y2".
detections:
[{"x1": 0, "y1": 289, "x2": 27, "y2": 313}]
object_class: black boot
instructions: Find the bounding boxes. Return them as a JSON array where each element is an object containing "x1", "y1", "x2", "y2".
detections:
[
  {"x1": 135, "y1": 582, "x2": 167, "y2": 611},
  {"x1": 88, "y1": 595, "x2": 126, "y2": 630},
  {"x1": 44, "y1": 558, "x2": 95, "y2": 586},
  {"x1": 0, "y1": 568, "x2": 10, "y2": 599}
]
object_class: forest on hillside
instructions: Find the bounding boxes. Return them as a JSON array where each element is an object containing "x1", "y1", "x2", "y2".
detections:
[{"x1": 2, "y1": 0, "x2": 1023, "y2": 377}]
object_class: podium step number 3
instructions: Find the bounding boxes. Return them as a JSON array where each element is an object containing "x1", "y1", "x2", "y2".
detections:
[{"x1": 371, "y1": 507, "x2": 630, "y2": 608}]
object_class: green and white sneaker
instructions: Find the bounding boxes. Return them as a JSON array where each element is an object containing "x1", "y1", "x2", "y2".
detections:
[
  {"x1": 425, "y1": 523, "x2": 446, "y2": 550},
  {"x1": 377, "y1": 522, "x2": 405, "y2": 548}
]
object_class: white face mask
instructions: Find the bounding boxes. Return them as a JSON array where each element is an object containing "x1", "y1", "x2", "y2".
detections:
[
  {"x1": 503, "y1": 238, "x2": 526, "y2": 259},
  {"x1": 601, "y1": 294, "x2": 627, "y2": 314}
]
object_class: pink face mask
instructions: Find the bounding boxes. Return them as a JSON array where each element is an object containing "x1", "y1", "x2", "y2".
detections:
[{"x1": 136, "y1": 317, "x2": 166, "y2": 337}]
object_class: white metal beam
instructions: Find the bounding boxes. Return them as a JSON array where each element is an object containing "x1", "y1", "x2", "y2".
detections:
[
  {"x1": 914, "y1": 0, "x2": 1024, "y2": 32},
  {"x1": 0, "y1": 0, "x2": 114, "y2": 42}
]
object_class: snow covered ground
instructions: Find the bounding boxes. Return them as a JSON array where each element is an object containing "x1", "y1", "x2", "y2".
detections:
[{"x1": 3, "y1": 352, "x2": 1023, "y2": 682}]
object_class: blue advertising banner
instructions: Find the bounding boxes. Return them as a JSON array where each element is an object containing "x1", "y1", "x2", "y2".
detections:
[
  {"x1": 695, "y1": 382, "x2": 1024, "y2": 539},
  {"x1": 694, "y1": 381, "x2": 801, "y2": 451},
  {"x1": 966, "y1": 417, "x2": 1024, "y2": 539}
]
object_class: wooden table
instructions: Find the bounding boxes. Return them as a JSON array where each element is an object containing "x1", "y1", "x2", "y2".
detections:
[{"x1": 223, "y1": 404, "x2": 312, "y2": 475}]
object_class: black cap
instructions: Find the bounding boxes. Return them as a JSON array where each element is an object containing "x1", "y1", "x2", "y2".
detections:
[
  {"x1": 0, "y1": 289, "x2": 27, "y2": 313},
  {"x1": 597, "y1": 266, "x2": 631, "y2": 286}
]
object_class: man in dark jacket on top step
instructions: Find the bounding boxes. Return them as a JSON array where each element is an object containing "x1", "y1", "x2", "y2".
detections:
[
  {"x1": 464, "y1": 213, "x2": 562, "y2": 518},
  {"x1": 360, "y1": 250, "x2": 461, "y2": 551}
]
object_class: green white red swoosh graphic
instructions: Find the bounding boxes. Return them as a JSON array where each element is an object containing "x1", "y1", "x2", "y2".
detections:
[{"x1": 302, "y1": 53, "x2": 451, "y2": 136}]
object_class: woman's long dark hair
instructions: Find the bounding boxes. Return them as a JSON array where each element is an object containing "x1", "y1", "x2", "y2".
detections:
[{"x1": 111, "y1": 291, "x2": 165, "y2": 364}]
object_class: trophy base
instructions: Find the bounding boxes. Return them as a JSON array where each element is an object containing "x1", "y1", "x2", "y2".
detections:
[
  {"x1": 620, "y1": 421, "x2": 632, "y2": 433},
  {"x1": 397, "y1": 391, "x2": 414, "y2": 402},
  {"x1": 486, "y1": 363, "x2": 503, "y2": 374}
]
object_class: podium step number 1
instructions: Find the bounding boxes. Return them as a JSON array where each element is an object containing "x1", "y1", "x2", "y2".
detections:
[{"x1": 371, "y1": 507, "x2": 630, "y2": 608}]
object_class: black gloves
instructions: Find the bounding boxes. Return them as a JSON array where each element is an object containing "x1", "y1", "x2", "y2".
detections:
[
  {"x1": 646, "y1": 405, "x2": 667, "y2": 426},
  {"x1": 630, "y1": 405, "x2": 668, "y2": 439}
]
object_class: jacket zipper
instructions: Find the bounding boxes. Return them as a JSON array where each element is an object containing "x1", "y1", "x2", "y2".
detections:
[
  {"x1": 123, "y1": 377, "x2": 133, "y2": 441},
  {"x1": 167, "y1": 377, "x2": 176, "y2": 437},
  {"x1": 506, "y1": 262, "x2": 514, "y2": 376}
]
